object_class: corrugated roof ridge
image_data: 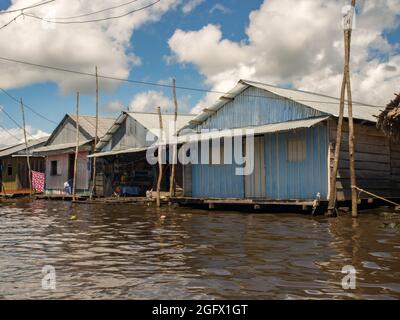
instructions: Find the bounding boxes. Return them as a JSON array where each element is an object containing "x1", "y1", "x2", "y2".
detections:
[
  {"x1": 126, "y1": 111, "x2": 194, "y2": 116},
  {"x1": 241, "y1": 79, "x2": 379, "y2": 108},
  {"x1": 68, "y1": 113, "x2": 116, "y2": 120}
]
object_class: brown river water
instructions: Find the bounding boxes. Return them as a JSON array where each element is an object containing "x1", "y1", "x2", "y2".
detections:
[{"x1": 0, "y1": 199, "x2": 399, "y2": 299}]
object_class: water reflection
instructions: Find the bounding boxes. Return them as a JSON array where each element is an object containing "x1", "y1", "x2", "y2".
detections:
[{"x1": 0, "y1": 200, "x2": 399, "y2": 299}]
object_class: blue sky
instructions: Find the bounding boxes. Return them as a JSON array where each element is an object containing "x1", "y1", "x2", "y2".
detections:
[
  {"x1": 0, "y1": 0, "x2": 263, "y2": 137},
  {"x1": 0, "y1": 0, "x2": 399, "y2": 144}
]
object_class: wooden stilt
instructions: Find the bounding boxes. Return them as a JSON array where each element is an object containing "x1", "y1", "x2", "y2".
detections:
[
  {"x1": 327, "y1": 64, "x2": 347, "y2": 216},
  {"x1": 156, "y1": 106, "x2": 164, "y2": 207},
  {"x1": 347, "y1": 0, "x2": 358, "y2": 218},
  {"x1": 72, "y1": 92, "x2": 80, "y2": 201},
  {"x1": 327, "y1": 0, "x2": 357, "y2": 217},
  {"x1": 90, "y1": 66, "x2": 99, "y2": 200},
  {"x1": 169, "y1": 78, "x2": 178, "y2": 198},
  {"x1": 20, "y1": 98, "x2": 32, "y2": 197},
  {"x1": 346, "y1": 45, "x2": 357, "y2": 217}
]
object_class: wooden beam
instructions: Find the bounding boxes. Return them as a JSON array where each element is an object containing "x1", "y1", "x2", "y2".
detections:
[
  {"x1": 347, "y1": 0, "x2": 358, "y2": 218},
  {"x1": 169, "y1": 78, "x2": 178, "y2": 198},
  {"x1": 72, "y1": 92, "x2": 80, "y2": 201},
  {"x1": 220, "y1": 96, "x2": 234, "y2": 101},
  {"x1": 202, "y1": 108, "x2": 216, "y2": 114},
  {"x1": 20, "y1": 98, "x2": 32, "y2": 197},
  {"x1": 90, "y1": 66, "x2": 99, "y2": 200},
  {"x1": 189, "y1": 120, "x2": 202, "y2": 125},
  {"x1": 156, "y1": 106, "x2": 163, "y2": 207},
  {"x1": 328, "y1": 0, "x2": 358, "y2": 217}
]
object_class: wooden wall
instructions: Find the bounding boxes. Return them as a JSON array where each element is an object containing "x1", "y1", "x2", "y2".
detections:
[
  {"x1": 1, "y1": 157, "x2": 45, "y2": 193},
  {"x1": 49, "y1": 117, "x2": 92, "y2": 145},
  {"x1": 45, "y1": 151, "x2": 90, "y2": 193},
  {"x1": 329, "y1": 119, "x2": 400, "y2": 200},
  {"x1": 1, "y1": 157, "x2": 19, "y2": 192},
  {"x1": 105, "y1": 116, "x2": 152, "y2": 152}
]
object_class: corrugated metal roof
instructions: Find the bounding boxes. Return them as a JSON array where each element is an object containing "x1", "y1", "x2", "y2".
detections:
[
  {"x1": 127, "y1": 112, "x2": 194, "y2": 136},
  {"x1": 0, "y1": 136, "x2": 49, "y2": 158},
  {"x1": 178, "y1": 116, "x2": 329, "y2": 143},
  {"x1": 97, "y1": 112, "x2": 194, "y2": 150},
  {"x1": 33, "y1": 140, "x2": 91, "y2": 153},
  {"x1": 68, "y1": 114, "x2": 116, "y2": 138},
  {"x1": 242, "y1": 80, "x2": 380, "y2": 122},
  {"x1": 88, "y1": 147, "x2": 148, "y2": 158},
  {"x1": 182, "y1": 79, "x2": 381, "y2": 131}
]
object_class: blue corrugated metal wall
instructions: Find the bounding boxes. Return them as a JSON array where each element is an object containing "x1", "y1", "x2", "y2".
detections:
[
  {"x1": 191, "y1": 124, "x2": 328, "y2": 200},
  {"x1": 191, "y1": 163, "x2": 244, "y2": 198},
  {"x1": 264, "y1": 124, "x2": 328, "y2": 200},
  {"x1": 198, "y1": 87, "x2": 327, "y2": 130}
]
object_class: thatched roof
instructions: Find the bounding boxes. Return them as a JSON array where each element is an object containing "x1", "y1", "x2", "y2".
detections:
[{"x1": 377, "y1": 92, "x2": 400, "y2": 142}]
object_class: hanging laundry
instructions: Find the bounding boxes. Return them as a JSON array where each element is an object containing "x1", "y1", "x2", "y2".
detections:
[{"x1": 32, "y1": 171, "x2": 45, "y2": 193}]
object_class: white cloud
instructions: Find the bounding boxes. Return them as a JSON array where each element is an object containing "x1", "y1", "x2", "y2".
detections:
[
  {"x1": 103, "y1": 100, "x2": 126, "y2": 112},
  {"x1": 0, "y1": 0, "x2": 180, "y2": 94},
  {"x1": 129, "y1": 90, "x2": 193, "y2": 113},
  {"x1": 168, "y1": 0, "x2": 400, "y2": 111},
  {"x1": 181, "y1": 0, "x2": 205, "y2": 14},
  {"x1": 209, "y1": 4, "x2": 230, "y2": 14},
  {"x1": 0, "y1": 125, "x2": 49, "y2": 147},
  {"x1": 130, "y1": 90, "x2": 174, "y2": 113},
  {"x1": 157, "y1": 77, "x2": 174, "y2": 86}
]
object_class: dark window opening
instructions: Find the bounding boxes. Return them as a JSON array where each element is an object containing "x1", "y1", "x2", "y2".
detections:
[
  {"x1": 7, "y1": 164, "x2": 12, "y2": 176},
  {"x1": 50, "y1": 161, "x2": 58, "y2": 176}
]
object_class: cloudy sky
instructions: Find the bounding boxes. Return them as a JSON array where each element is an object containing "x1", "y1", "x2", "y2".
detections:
[{"x1": 0, "y1": 0, "x2": 399, "y2": 146}]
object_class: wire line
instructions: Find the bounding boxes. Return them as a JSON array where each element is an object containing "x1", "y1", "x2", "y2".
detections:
[
  {"x1": 0, "y1": 12, "x2": 23, "y2": 30},
  {"x1": 0, "y1": 88, "x2": 58, "y2": 125},
  {"x1": 25, "y1": 0, "x2": 161, "y2": 24},
  {"x1": 0, "y1": 123, "x2": 22, "y2": 141},
  {"x1": 0, "y1": 0, "x2": 55, "y2": 15},
  {"x1": 41, "y1": 0, "x2": 141, "y2": 20},
  {"x1": 0, "y1": 56, "x2": 383, "y2": 108}
]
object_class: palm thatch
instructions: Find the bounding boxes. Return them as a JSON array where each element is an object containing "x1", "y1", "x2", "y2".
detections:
[{"x1": 377, "y1": 92, "x2": 400, "y2": 142}]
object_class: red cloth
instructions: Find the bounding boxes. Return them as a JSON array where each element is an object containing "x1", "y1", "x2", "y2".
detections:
[{"x1": 32, "y1": 171, "x2": 45, "y2": 193}]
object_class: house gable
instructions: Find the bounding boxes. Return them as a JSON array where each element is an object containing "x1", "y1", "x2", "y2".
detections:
[
  {"x1": 196, "y1": 86, "x2": 328, "y2": 131},
  {"x1": 47, "y1": 115, "x2": 92, "y2": 146},
  {"x1": 100, "y1": 115, "x2": 154, "y2": 152}
]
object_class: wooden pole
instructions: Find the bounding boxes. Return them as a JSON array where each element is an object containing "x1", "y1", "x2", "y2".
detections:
[
  {"x1": 90, "y1": 66, "x2": 99, "y2": 200},
  {"x1": 72, "y1": 92, "x2": 80, "y2": 201},
  {"x1": 327, "y1": 35, "x2": 348, "y2": 216},
  {"x1": 327, "y1": 0, "x2": 357, "y2": 216},
  {"x1": 346, "y1": 0, "x2": 358, "y2": 217},
  {"x1": 169, "y1": 78, "x2": 178, "y2": 198},
  {"x1": 20, "y1": 98, "x2": 32, "y2": 196},
  {"x1": 156, "y1": 106, "x2": 164, "y2": 207}
]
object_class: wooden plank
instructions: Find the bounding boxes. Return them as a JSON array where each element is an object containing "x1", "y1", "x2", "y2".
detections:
[
  {"x1": 390, "y1": 143, "x2": 400, "y2": 152},
  {"x1": 336, "y1": 169, "x2": 391, "y2": 180},
  {"x1": 337, "y1": 188, "x2": 399, "y2": 200},
  {"x1": 330, "y1": 152, "x2": 389, "y2": 163},
  {"x1": 390, "y1": 150, "x2": 400, "y2": 160},
  {"x1": 330, "y1": 130, "x2": 389, "y2": 146},
  {"x1": 336, "y1": 178, "x2": 391, "y2": 189},
  {"x1": 329, "y1": 121, "x2": 386, "y2": 137},
  {"x1": 338, "y1": 142, "x2": 389, "y2": 155},
  {"x1": 390, "y1": 159, "x2": 400, "y2": 168},
  {"x1": 330, "y1": 160, "x2": 390, "y2": 171}
]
